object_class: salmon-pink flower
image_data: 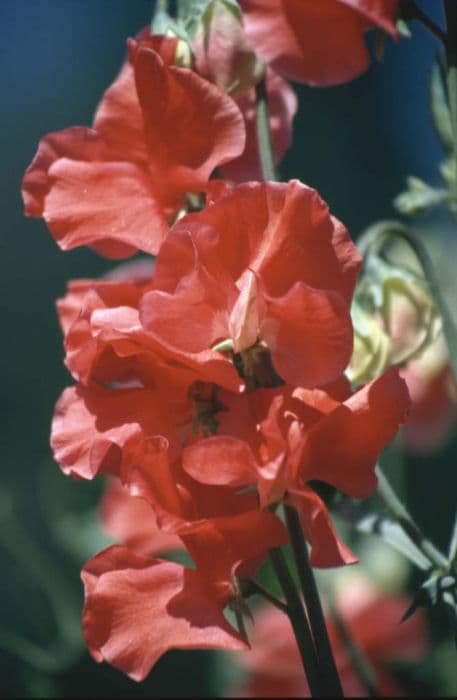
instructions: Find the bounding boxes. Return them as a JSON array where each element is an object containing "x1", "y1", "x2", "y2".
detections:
[
  {"x1": 22, "y1": 32, "x2": 245, "y2": 258},
  {"x1": 140, "y1": 180, "x2": 361, "y2": 390},
  {"x1": 240, "y1": 0, "x2": 399, "y2": 86},
  {"x1": 182, "y1": 367, "x2": 410, "y2": 566},
  {"x1": 81, "y1": 546, "x2": 247, "y2": 682}
]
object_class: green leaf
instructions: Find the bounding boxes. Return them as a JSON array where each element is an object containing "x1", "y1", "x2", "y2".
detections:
[
  {"x1": 332, "y1": 496, "x2": 432, "y2": 571},
  {"x1": 394, "y1": 175, "x2": 449, "y2": 215}
]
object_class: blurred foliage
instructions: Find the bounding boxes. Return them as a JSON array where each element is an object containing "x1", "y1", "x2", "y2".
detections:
[{"x1": 1, "y1": 0, "x2": 457, "y2": 696}]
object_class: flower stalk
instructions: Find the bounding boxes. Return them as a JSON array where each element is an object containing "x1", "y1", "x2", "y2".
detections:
[
  {"x1": 255, "y1": 76, "x2": 277, "y2": 181},
  {"x1": 284, "y1": 504, "x2": 344, "y2": 697},
  {"x1": 268, "y1": 546, "x2": 323, "y2": 696}
]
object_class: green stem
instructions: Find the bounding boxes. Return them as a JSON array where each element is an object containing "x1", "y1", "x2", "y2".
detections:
[
  {"x1": 376, "y1": 465, "x2": 448, "y2": 570},
  {"x1": 269, "y1": 547, "x2": 322, "y2": 697},
  {"x1": 284, "y1": 505, "x2": 344, "y2": 697},
  {"x1": 445, "y1": 0, "x2": 457, "y2": 195},
  {"x1": 328, "y1": 600, "x2": 378, "y2": 697},
  {"x1": 255, "y1": 76, "x2": 277, "y2": 182},
  {"x1": 357, "y1": 220, "x2": 457, "y2": 385},
  {"x1": 447, "y1": 509, "x2": 457, "y2": 567}
]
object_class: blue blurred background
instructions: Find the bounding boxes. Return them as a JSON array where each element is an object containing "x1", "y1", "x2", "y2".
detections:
[{"x1": 1, "y1": 0, "x2": 455, "y2": 696}]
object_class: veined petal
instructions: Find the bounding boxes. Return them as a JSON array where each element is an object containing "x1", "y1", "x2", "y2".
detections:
[
  {"x1": 288, "y1": 488, "x2": 357, "y2": 568},
  {"x1": 262, "y1": 282, "x2": 353, "y2": 387},
  {"x1": 134, "y1": 46, "x2": 246, "y2": 201},
  {"x1": 303, "y1": 367, "x2": 410, "y2": 498},
  {"x1": 44, "y1": 159, "x2": 167, "y2": 258},
  {"x1": 82, "y1": 546, "x2": 247, "y2": 682}
]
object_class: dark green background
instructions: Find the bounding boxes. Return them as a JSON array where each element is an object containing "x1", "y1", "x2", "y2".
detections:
[{"x1": 1, "y1": 0, "x2": 455, "y2": 696}]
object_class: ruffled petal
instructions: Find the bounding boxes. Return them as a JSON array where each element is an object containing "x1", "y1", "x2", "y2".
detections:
[
  {"x1": 182, "y1": 436, "x2": 259, "y2": 488},
  {"x1": 44, "y1": 158, "x2": 167, "y2": 258},
  {"x1": 288, "y1": 488, "x2": 357, "y2": 568},
  {"x1": 133, "y1": 46, "x2": 246, "y2": 201},
  {"x1": 82, "y1": 546, "x2": 247, "y2": 681},
  {"x1": 22, "y1": 127, "x2": 108, "y2": 217},
  {"x1": 241, "y1": 0, "x2": 399, "y2": 86},
  {"x1": 51, "y1": 384, "x2": 179, "y2": 480},
  {"x1": 302, "y1": 367, "x2": 410, "y2": 498}
]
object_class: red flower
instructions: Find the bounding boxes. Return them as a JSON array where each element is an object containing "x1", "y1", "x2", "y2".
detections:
[
  {"x1": 140, "y1": 180, "x2": 361, "y2": 389},
  {"x1": 240, "y1": 0, "x2": 399, "y2": 85},
  {"x1": 22, "y1": 33, "x2": 245, "y2": 258},
  {"x1": 81, "y1": 511, "x2": 286, "y2": 680},
  {"x1": 181, "y1": 367, "x2": 410, "y2": 566},
  {"x1": 81, "y1": 546, "x2": 247, "y2": 682},
  {"x1": 228, "y1": 577, "x2": 427, "y2": 697}
]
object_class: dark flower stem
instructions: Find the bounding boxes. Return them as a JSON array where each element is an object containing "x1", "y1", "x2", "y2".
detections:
[
  {"x1": 240, "y1": 578, "x2": 289, "y2": 614},
  {"x1": 284, "y1": 505, "x2": 344, "y2": 697},
  {"x1": 269, "y1": 547, "x2": 323, "y2": 696},
  {"x1": 255, "y1": 76, "x2": 277, "y2": 182}
]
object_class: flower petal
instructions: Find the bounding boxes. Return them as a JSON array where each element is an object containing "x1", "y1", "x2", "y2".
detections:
[
  {"x1": 303, "y1": 367, "x2": 410, "y2": 498},
  {"x1": 82, "y1": 546, "x2": 247, "y2": 681},
  {"x1": 262, "y1": 282, "x2": 353, "y2": 387}
]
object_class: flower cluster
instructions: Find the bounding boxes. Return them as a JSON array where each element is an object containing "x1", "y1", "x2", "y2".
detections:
[{"x1": 22, "y1": 0, "x2": 408, "y2": 683}]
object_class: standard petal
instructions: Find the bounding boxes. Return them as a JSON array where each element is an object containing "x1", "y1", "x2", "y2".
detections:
[
  {"x1": 262, "y1": 282, "x2": 353, "y2": 387},
  {"x1": 133, "y1": 46, "x2": 246, "y2": 201},
  {"x1": 82, "y1": 546, "x2": 247, "y2": 681}
]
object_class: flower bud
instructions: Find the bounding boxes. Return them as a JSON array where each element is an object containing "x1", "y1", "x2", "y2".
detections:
[
  {"x1": 356, "y1": 255, "x2": 441, "y2": 367},
  {"x1": 347, "y1": 300, "x2": 391, "y2": 384},
  {"x1": 193, "y1": 0, "x2": 265, "y2": 96}
]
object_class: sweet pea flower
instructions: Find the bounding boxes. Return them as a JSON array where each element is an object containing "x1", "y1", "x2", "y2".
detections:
[
  {"x1": 140, "y1": 179, "x2": 361, "y2": 390},
  {"x1": 22, "y1": 31, "x2": 245, "y2": 258},
  {"x1": 181, "y1": 368, "x2": 410, "y2": 567}
]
